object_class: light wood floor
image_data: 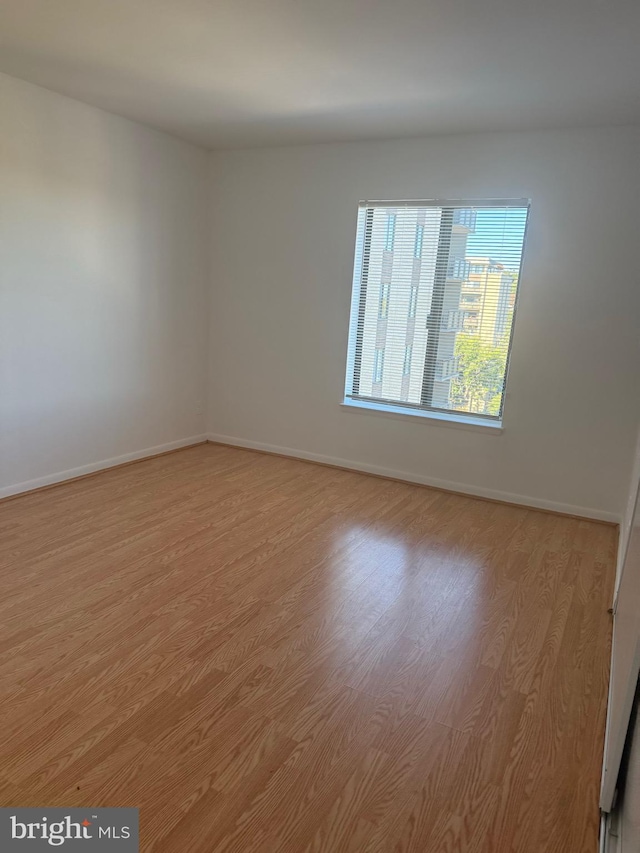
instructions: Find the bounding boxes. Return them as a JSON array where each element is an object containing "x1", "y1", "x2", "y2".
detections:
[{"x1": 0, "y1": 443, "x2": 616, "y2": 852}]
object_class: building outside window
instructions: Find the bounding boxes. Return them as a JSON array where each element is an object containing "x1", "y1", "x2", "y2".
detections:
[
  {"x1": 414, "y1": 224, "x2": 424, "y2": 259},
  {"x1": 408, "y1": 285, "x2": 418, "y2": 318},
  {"x1": 384, "y1": 214, "x2": 396, "y2": 252},
  {"x1": 379, "y1": 282, "x2": 390, "y2": 319},
  {"x1": 373, "y1": 348, "x2": 385, "y2": 383},
  {"x1": 403, "y1": 345, "x2": 413, "y2": 375}
]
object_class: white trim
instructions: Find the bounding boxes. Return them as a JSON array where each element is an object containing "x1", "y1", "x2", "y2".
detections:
[
  {"x1": 343, "y1": 206, "x2": 367, "y2": 400},
  {"x1": 600, "y1": 811, "x2": 618, "y2": 853},
  {"x1": 207, "y1": 432, "x2": 619, "y2": 523},
  {"x1": 360, "y1": 197, "x2": 530, "y2": 209},
  {"x1": 613, "y1": 427, "x2": 640, "y2": 609},
  {"x1": 0, "y1": 435, "x2": 208, "y2": 499},
  {"x1": 341, "y1": 398, "x2": 503, "y2": 432},
  {"x1": 601, "y1": 620, "x2": 640, "y2": 813}
]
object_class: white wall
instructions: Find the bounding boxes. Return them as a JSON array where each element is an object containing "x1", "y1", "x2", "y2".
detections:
[
  {"x1": 0, "y1": 73, "x2": 210, "y2": 495},
  {"x1": 207, "y1": 127, "x2": 640, "y2": 520},
  {"x1": 2, "y1": 77, "x2": 637, "y2": 521}
]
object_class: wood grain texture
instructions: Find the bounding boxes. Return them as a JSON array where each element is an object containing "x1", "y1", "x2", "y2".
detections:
[{"x1": 0, "y1": 443, "x2": 616, "y2": 852}]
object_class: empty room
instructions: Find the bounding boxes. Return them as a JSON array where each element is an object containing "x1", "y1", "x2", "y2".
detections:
[{"x1": 2, "y1": 1, "x2": 640, "y2": 851}]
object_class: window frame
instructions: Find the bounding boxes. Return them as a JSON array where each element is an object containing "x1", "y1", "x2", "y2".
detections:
[{"x1": 343, "y1": 198, "x2": 530, "y2": 429}]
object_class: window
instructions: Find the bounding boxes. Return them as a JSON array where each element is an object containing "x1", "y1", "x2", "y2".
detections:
[
  {"x1": 373, "y1": 348, "x2": 385, "y2": 383},
  {"x1": 414, "y1": 224, "x2": 424, "y2": 259},
  {"x1": 379, "y1": 282, "x2": 390, "y2": 319},
  {"x1": 448, "y1": 258, "x2": 471, "y2": 280},
  {"x1": 453, "y1": 208, "x2": 477, "y2": 230},
  {"x1": 403, "y1": 345, "x2": 413, "y2": 375},
  {"x1": 408, "y1": 285, "x2": 418, "y2": 318},
  {"x1": 344, "y1": 199, "x2": 529, "y2": 425},
  {"x1": 384, "y1": 214, "x2": 396, "y2": 252}
]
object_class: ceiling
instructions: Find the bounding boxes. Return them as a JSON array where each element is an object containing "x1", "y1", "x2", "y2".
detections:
[{"x1": 1, "y1": 0, "x2": 639, "y2": 150}]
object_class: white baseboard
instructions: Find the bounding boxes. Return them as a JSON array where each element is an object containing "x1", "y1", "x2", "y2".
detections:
[
  {"x1": 0, "y1": 430, "x2": 620, "y2": 524},
  {"x1": 207, "y1": 432, "x2": 619, "y2": 524},
  {"x1": 0, "y1": 435, "x2": 208, "y2": 500}
]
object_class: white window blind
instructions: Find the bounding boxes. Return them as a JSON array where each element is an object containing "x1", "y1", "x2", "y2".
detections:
[{"x1": 344, "y1": 199, "x2": 530, "y2": 424}]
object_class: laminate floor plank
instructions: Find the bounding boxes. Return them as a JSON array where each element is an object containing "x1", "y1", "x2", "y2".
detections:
[{"x1": 0, "y1": 443, "x2": 616, "y2": 851}]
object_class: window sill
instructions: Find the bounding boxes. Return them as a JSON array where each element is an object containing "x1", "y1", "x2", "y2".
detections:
[{"x1": 340, "y1": 398, "x2": 504, "y2": 433}]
